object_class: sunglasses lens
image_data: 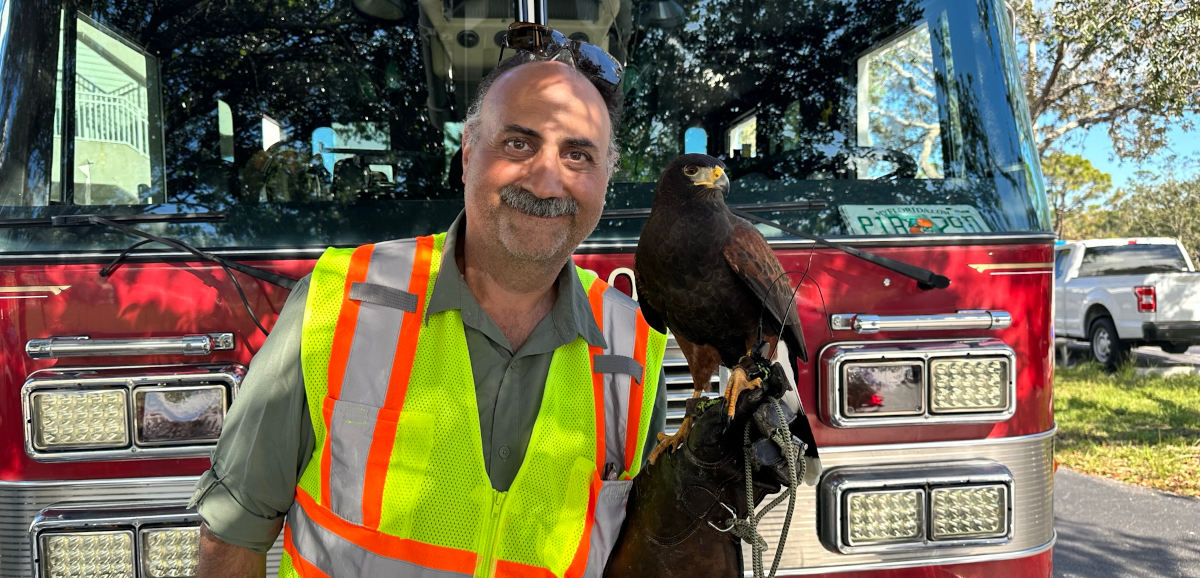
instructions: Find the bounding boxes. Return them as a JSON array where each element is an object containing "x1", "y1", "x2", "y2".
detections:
[
  {"x1": 574, "y1": 42, "x2": 622, "y2": 85},
  {"x1": 505, "y1": 22, "x2": 547, "y2": 50},
  {"x1": 504, "y1": 22, "x2": 622, "y2": 87}
]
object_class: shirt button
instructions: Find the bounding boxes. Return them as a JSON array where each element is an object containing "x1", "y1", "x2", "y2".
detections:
[{"x1": 498, "y1": 445, "x2": 511, "y2": 460}]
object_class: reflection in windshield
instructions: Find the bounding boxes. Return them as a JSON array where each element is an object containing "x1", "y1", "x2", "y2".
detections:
[{"x1": 0, "y1": 0, "x2": 1048, "y2": 253}]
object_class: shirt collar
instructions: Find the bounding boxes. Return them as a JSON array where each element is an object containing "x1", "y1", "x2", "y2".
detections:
[{"x1": 426, "y1": 211, "x2": 607, "y2": 351}]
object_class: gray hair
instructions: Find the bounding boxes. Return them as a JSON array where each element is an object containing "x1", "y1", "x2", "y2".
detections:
[{"x1": 462, "y1": 55, "x2": 623, "y2": 175}]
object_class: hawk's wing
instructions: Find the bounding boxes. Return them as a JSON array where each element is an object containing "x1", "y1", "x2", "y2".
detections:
[{"x1": 722, "y1": 216, "x2": 808, "y2": 362}]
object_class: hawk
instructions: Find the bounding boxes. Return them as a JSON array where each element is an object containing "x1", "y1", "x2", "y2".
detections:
[{"x1": 635, "y1": 154, "x2": 808, "y2": 463}]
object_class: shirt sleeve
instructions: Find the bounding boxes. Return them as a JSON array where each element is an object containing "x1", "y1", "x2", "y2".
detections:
[{"x1": 190, "y1": 276, "x2": 315, "y2": 553}]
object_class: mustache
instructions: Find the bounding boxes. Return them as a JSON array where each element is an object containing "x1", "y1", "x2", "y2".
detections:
[{"x1": 500, "y1": 185, "x2": 579, "y2": 218}]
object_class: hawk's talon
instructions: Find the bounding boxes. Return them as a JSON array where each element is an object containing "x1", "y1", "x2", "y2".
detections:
[
  {"x1": 724, "y1": 366, "x2": 764, "y2": 418},
  {"x1": 648, "y1": 414, "x2": 693, "y2": 465}
]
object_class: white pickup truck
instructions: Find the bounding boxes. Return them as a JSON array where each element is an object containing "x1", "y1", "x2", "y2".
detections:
[{"x1": 1054, "y1": 237, "x2": 1200, "y2": 368}]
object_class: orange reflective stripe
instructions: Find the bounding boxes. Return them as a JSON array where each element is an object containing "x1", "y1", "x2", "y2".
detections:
[
  {"x1": 563, "y1": 472, "x2": 603, "y2": 578},
  {"x1": 328, "y1": 244, "x2": 376, "y2": 400},
  {"x1": 321, "y1": 244, "x2": 375, "y2": 507},
  {"x1": 294, "y1": 487, "x2": 478, "y2": 575},
  {"x1": 587, "y1": 279, "x2": 609, "y2": 473},
  {"x1": 495, "y1": 559, "x2": 557, "y2": 578},
  {"x1": 622, "y1": 309, "x2": 651, "y2": 478},
  {"x1": 362, "y1": 235, "x2": 436, "y2": 529},
  {"x1": 283, "y1": 524, "x2": 331, "y2": 578}
]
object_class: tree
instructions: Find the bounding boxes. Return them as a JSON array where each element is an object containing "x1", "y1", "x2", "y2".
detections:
[
  {"x1": 1113, "y1": 176, "x2": 1200, "y2": 260},
  {"x1": 1041, "y1": 152, "x2": 1110, "y2": 238},
  {"x1": 1011, "y1": 0, "x2": 1200, "y2": 160}
]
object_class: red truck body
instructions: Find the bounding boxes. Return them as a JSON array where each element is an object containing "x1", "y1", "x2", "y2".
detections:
[{"x1": 0, "y1": 0, "x2": 1056, "y2": 575}]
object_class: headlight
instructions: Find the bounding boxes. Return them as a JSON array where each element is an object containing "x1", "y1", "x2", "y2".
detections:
[
  {"x1": 842, "y1": 361, "x2": 923, "y2": 416},
  {"x1": 825, "y1": 340, "x2": 1015, "y2": 427},
  {"x1": 41, "y1": 530, "x2": 136, "y2": 577},
  {"x1": 134, "y1": 386, "x2": 226, "y2": 446},
  {"x1": 819, "y1": 461, "x2": 1013, "y2": 554},
  {"x1": 30, "y1": 390, "x2": 129, "y2": 450}
]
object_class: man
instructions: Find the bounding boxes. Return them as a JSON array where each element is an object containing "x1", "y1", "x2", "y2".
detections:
[{"x1": 192, "y1": 26, "x2": 668, "y2": 577}]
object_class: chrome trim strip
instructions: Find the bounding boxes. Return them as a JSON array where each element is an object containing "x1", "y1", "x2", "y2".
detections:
[
  {"x1": 0, "y1": 477, "x2": 283, "y2": 578},
  {"x1": 830, "y1": 310, "x2": 1012, "y2": 333},
  {"x1": 740, "y1": 429, "x2": 1056, "y2": 575},
  {"x1": 26, "y1": 333, "x2": 235, "y2": 359},
  {"x1": 21, "y1": 364, "x2": 245, "y2": 462},
  {"x1": 822, "y1": 340, "x2": 1017, "y2": 428}
]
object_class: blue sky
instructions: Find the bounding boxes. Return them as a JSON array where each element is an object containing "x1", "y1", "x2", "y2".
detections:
[{"x1": 1062, "y1": 113, "x2": 1200, "y2": 191}]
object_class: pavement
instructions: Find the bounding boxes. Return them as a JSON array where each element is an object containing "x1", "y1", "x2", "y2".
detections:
[
  {"x1": 1055, "y1": 468, "x2": 1200, "y2": 577},
  {"x1": 1053, "y1": 342, "x2": 1200, "y2": 577}
]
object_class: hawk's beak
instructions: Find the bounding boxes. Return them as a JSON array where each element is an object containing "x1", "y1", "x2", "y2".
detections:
[{"x1": 695, "y1": 166, "x2": 731, "y2": 193}]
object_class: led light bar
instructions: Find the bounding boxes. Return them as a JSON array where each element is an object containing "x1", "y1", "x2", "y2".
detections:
[
  {"x1": 41, "y1": 530, "x2": 136, "y2": 577},
  {"x1": 930, "y1": 484, "x2": 1008, "y2": 539},
  {"x1": 844, "y1": 489, "x2": 924, "y2": 545},
  {"x1": 819, "y1": 461, "x2": 1013, "y2": 554},
  {"x1": 30, "y1": 390, "x2": 129, "y2": 450},
  {"x1": 141, "y1": 527, "x2": 201, "y2": 577},
  {"x1": 823, "y1": 340, "x2": 1016, "y2": 427},
  {"x1": 22, "y1": 364, "x2": 244, "y2": 461},
  {"x1": 929, "y1": 358, "x2": 1009, "y2": 413}
]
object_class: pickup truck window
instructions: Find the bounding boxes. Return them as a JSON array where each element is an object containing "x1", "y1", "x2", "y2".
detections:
[
  {"x1": 1076, "y1": 244, "x2": 1190, "y2": 277},
  {"x1": 1054, "y1": 248, "x2": 1070, "y2": 280}
]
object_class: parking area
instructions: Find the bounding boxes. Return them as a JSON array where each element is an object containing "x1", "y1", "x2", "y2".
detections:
[{"x1": 1055, "y1": 340, "x2": 1200, "y2": 375}]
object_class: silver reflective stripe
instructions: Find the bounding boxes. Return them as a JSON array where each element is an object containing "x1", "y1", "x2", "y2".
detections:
[
  {"x1": 326, "y1": 399, "x2": 380, "y2": 524},
  {"x1": 591, "y1": 355, "x2": 643, "y2": 384},
  {"x1": 582, "y1": 480, "x2": 633, "y2": 578},
  {"x1": 597, "y1": 287, "x2": 639, "y2": 473},
  {"x1": 350, "y1": 282, "x2": 418, "y2": 312},
  {"x1": 332, "y1": 239, "x2": 418, "y2": 523},
  {"x1": 287, "y1": 501, "x2": 472, "y2": 578}
]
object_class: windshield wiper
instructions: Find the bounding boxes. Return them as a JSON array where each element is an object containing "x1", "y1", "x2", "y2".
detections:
[
  {"x1": 725, "y1": 207, "x2": 950, "y2": 290},
  {"x1": 51, "y1": 214, "x2": 299, "y2": 336}
]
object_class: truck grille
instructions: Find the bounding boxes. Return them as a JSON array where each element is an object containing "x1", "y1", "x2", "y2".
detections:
[{"x1": 663, "y1": 335, "x2": 722, "y2": 433}]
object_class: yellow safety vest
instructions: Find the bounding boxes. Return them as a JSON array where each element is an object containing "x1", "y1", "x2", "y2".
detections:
[{"x1": 280, "y1": 233, "x2": 666, "y2": 578}]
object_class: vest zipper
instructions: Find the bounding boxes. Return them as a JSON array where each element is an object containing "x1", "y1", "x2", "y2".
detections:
[{"x1": 475, "y1": 491, "x2": 507, "y2": 577}]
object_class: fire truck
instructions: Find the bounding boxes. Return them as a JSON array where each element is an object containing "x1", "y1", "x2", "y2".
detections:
[{"x1": 0, "y1": 0, "x2": 1055, "y2": 575}]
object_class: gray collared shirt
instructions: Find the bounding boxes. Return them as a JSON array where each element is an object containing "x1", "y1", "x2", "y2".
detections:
[{"x1": 192, "y1": 214, "x2": 665, "y2": 552}]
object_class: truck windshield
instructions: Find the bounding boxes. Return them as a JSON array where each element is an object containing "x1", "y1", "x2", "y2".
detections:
[{"x1": 0, "y1": 0, "x2": 1049, "y2": 253}]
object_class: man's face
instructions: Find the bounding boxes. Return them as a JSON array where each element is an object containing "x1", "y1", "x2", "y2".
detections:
[{"x1": 461, "y1": 61, "x2": 611, "y2": 267}]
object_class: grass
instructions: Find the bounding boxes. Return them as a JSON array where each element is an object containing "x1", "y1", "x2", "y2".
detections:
[{"x1": 1054, "y1": 363, "x2": 1200, "y2": 497}]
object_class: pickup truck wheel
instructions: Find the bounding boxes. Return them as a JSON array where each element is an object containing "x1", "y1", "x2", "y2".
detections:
[
  {"x1": 1161, "y1": 343, "x2": 1191, "y2": 354},
  {"x1": 1089, "y1": 317, "x2": 1130, "y2": 370}
]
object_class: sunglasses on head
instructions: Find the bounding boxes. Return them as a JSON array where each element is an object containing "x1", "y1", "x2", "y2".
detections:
[{"x1": 501, "y1": 22, "x2": 623, "y2": 88}]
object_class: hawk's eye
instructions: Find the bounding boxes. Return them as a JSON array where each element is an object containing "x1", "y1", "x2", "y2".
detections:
[{"x1": 683, "y1": 166, "x2": 699, "y2": 176}]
